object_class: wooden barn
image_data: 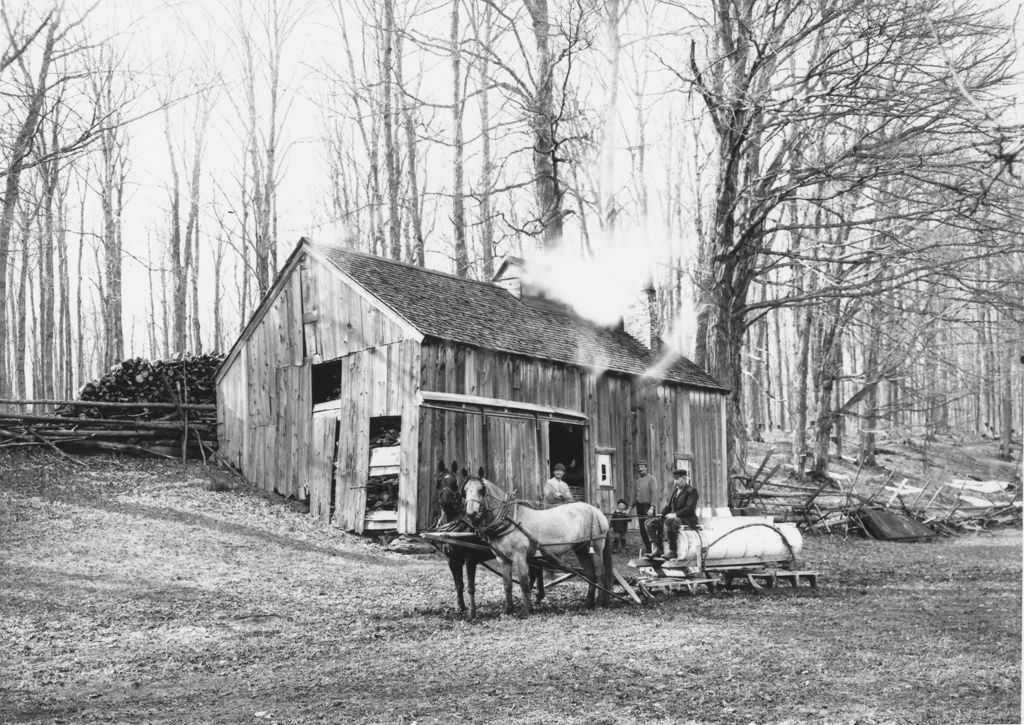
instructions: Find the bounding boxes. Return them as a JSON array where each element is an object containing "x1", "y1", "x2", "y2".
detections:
[{"x1": 215, "y1": 238, "x2": 730, "y2": 534}]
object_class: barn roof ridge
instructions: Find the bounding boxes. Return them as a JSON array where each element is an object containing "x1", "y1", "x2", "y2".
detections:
[
  {"x1": 306, "y1": 240, "x2": 512, "y2": 293},
  {"x1": 306, "y1": 239, "x2": 728, "y2": 392}
]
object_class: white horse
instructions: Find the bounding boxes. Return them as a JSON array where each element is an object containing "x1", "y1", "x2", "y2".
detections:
[{"x1": 462, "y1": 475, "x2": 612, "y2": 616}]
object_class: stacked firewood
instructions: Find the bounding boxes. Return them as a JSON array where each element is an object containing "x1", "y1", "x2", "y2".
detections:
[
  {"x1": 0, "y1": 353, "x2": 224, "y2": 462},
  {"x1": 58, "y1": 353, "x2": 223, "y2": 419},
  {"x1": 367, "y1": 418, "x2": 400, "y2": 511}
]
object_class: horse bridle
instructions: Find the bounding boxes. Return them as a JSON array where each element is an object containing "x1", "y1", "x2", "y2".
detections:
[{"x1": 463, "y1": 479, "x2": 518, "y2": 537}]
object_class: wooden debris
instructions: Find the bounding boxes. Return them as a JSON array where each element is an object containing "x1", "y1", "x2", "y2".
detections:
[
  {"x1": 733, "y1": 450, "x2": 1022, "y2": 537},
  {"x1": 0, "y1": 354, "x2": 223, "y2": 460}
]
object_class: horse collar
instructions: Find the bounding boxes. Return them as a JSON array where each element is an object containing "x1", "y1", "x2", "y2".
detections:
[{"x1": 475, "y1": 494, "x2": 517, "y2": 538}]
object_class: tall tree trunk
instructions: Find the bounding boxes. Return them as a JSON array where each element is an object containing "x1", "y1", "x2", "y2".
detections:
[
  {"x1": 38, "y1": 117, "x2": 59, "y2": 400},
  {"x1": 56, "y1": 179, "x2": 72, "y2": 397},
  {"x1": 213, "y1": 219, "x2": 227, "y2": 351},
  {"x1": 525, "y1": 0, "x2": 563, "y2": 248},
  {"x1": 861, "y1": 310, "x2": 880, "y2": 466},
  {"x1": 600, "y1": 0, "x2": 621, "y2": 229},
  {"x1": 0, "y1": 20, "x2": 55, "y2": 400},
  {"x1": 165, "y1": 107, "x2": 185, "y2": 353},
  {"x1": 450, "y1": 0, "x2": 468, "y2": 275},
  {"x1": 473, "y1": 1, "x2": 495, "y2": 277},
  {"x1": 999, "y1": 346, "x2": 1014, "y2": 460},
  {"x1": 791, "y1": 305, "x2": 812, "y2": 478},
  {"x1": 382, "y1": 0, "x2": 401, "y2": 259},
  {"x1": 184, "y1": 94, "x2": 212, "y2": 353},
  {"x1": 75, "y1": 198, "x2": 86, "y2": 386},
  {"x1": 15, "y1": 208, "x2": 31, "y2": 398},
  {"x1": 100, "y1": 134, "x2": 125, "y2": 368},
  {"x1": 394, "y1": 25, "x2": 425, "y2": 266},
  {"x1": 147, "y1": 232, "x2": 159, "y2": 358}
]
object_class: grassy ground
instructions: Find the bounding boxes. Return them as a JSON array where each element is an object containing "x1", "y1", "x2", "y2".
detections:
[{"x1": 0, "y1": 450, "x2": 1020, "y2": 725}]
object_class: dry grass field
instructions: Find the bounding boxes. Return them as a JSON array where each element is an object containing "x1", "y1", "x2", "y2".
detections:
[{"x1": 1, "y1": 450, "x2": 1020, "y2": 725}]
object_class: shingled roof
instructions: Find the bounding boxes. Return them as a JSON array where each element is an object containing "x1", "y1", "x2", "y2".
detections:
[{"x1": 307, "y1": 240, "x2": 727, "y2": 391}]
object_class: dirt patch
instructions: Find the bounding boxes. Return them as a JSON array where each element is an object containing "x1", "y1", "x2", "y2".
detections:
[{"x1": 0, "y1": 449, "x2": 1020, "y2": 724}]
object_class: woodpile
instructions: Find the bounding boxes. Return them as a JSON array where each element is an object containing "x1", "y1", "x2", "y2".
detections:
[
  {"x1": 58, "y1": 353, "x2": 223, "y2": 418},
  {"x1": 734, "y1": 454, "x2": 1022, "y2": 538},
  {"x1": 367, "y1": 418, "x2": 401, "y2": 512},
  {"x1": 0, "y1": 353, "x2": 225, "y2": 463}
]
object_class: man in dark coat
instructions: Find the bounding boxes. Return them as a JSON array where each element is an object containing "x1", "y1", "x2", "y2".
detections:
[{"x1": 644, "y1": 469, "x2": 699, "y2": 559}]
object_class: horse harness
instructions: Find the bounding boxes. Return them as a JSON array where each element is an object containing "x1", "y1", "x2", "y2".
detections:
[{"x1": 466, "y1": 483, "x2": 604, "y2": 553}]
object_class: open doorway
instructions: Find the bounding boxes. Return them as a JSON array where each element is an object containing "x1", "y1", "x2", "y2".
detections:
[{"x1": 548, "y1": 421, "x2": 586, "y2": 502}]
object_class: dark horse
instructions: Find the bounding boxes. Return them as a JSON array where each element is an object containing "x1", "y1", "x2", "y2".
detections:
[{"x1": 431, "y1": 462, "x2": 543, "y2": 619}]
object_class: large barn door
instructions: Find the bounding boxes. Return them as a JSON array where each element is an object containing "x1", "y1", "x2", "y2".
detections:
[{"x1": 484, "y1": 414, "x2": 543, "y2": 503}]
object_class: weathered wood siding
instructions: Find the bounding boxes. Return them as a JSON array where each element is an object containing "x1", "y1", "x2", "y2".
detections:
[
  {"x1": 592, "y1": 377, "x2": 728, "y2": 514},
  {"x1": 304, "y1": 255, "x2": 409, "y2": 361},
  {"x1": 331, "y1": 340, "x2": 421, "y2": 533},
  {"x1": 420, "y1": 341, "x2": 585, "y2": 409},
  {"x1": 218, "y1": 270, "x2": 309, "y2": 499},
  {"x1": 217, "y1": 252, "x2": 421, "y2": 531},
  {"x1": 415, "y1": 341, "x2": 729, "y2": 521}
]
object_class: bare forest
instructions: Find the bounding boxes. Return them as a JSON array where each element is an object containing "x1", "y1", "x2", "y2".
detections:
[{"x1": 1, "y1": 0, "x2": 1022, "y2": 483}]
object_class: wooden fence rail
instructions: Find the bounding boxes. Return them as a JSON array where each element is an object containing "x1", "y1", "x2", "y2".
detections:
[{"x1": 0, "y1": 398, "x2": 218, "y2": 463}]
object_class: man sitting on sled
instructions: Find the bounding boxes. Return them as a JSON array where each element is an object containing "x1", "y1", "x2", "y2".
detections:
[{"x1": 644, "y1": 469, "x2": 698, "y2": 559}]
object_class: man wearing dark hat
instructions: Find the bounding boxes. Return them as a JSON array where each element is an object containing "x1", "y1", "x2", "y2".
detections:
[
  {"x1": 644, "y1": 468, "x2": 698, "y2": 559},
  {"x1": 543, "y1": 462, "x2": 574, "y2": 508},
  {"x1": 630, "y1": 461, "x2": 659, "y2": 554}
]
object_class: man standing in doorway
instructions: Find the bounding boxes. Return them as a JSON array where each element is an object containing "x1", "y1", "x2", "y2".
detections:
[
  {"x1": 630, "y1": 461, "x2": 659, "y2": 555},
  {"x1": 543, "y1": 462, "x2": 574, "y2": 508}
]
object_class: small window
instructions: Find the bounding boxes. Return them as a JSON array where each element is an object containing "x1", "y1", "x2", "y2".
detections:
[
  {"x1": 674, "y1": 453, "x2": 694, "y2": 477},
  {"x1": 597, "y1": 453, "x2": 613, "y2": 488},
  {"x1": 312, "y1": 360, "x2": 341, "y2": 405}
]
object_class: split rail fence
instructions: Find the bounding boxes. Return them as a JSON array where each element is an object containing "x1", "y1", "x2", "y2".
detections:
[{"x1": 0, "y1": 399, "x2": 218, "y2": 463}]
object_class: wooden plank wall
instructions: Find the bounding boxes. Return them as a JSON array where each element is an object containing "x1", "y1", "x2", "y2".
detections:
[
  {"x1": 217, "y1": 252, "x2": 418, "y2": 531},
  {"x1": 311, "y1": 259, "x2": 408, "y2": 360},
  {"x1": 217, "y1": 271, "x2": 310, "y2": 499},
  {"x1": 331, "y1": 339, "x2": 421, "y2": 532},
  {"x1": 687, "y1": 388, "x2": 728, "y2": 511},
  {"x1": 415, "y1": 341, "x2": 729, "y2": 520},
  {"x1": 590, "y1": 373, "x2": 728, "y2": 514},
  {"x1": 420, "y1": 341, "x2": 584, "y2": 410}
]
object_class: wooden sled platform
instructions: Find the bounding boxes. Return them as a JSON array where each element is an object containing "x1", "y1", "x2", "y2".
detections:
[
  {"x1": 718, "y1": 567, "x2": 819, "y2": 592},
  {"x1": 636, "y1": 575, "x2": 718, "y2": 598},
  {"x1": 625, "y1": 554, "x2": 821, "y2": 600}
]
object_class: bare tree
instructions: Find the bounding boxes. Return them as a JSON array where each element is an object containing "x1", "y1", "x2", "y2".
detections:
[
  {"x1": 678, "y1": 0, "x2": 1018, "y2": 477},
  {"x1": 450, "y1": 0, "x2": 469, "y2": 274},
  {"x1": 0, "y1": 9, "x2": 57, "y2": 398},
  {"x1": 230, "y1": 0, "x2": 301, "y2": 295}
]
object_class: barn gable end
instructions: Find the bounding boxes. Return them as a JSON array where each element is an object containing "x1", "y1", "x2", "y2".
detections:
[{"x1": 217, "y1": 243, "x2": 424, "y2": 533}]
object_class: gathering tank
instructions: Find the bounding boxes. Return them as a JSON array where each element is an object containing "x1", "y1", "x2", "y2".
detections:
[{"x1": 669, "y1": 515, "x2": 803, "y2": 570}]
